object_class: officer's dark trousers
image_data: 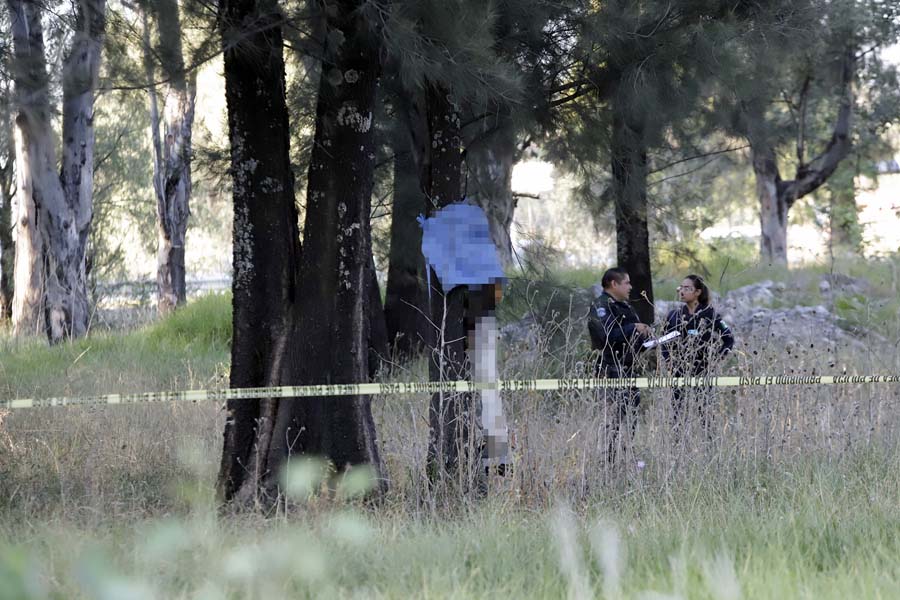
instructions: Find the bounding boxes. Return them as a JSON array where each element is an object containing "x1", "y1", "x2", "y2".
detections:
[
  {"x1": 599, "y1": 365, "x2": 640, "y2": 464},
  {"x1": 671, "y1": 369, "x2": 714, "y2": 440}
]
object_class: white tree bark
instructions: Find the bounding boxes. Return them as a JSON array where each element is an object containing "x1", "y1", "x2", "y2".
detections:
[
  {"x1": 1, "y1": 79, "x2": 17, "y2": 321},
  {"x1": 8, "y1": 0, "x2": 63, "y2": 337},
  {"x1": 9, "y1": 114, "x2": 47, "y2": 338}
]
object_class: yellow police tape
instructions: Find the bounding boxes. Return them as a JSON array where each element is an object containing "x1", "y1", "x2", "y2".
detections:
[{"x1": 2, "y1": 374, "x2": 900, "y2": 410}]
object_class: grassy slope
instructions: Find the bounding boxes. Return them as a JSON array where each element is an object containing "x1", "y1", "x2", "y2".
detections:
[{"x1": 0, "y1": 294, "x2": 231, "y2": 400}]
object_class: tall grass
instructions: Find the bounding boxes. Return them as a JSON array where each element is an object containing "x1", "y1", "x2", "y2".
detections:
[{"x1": 1, "y1": 283, "x2": 899, "y2": 597}]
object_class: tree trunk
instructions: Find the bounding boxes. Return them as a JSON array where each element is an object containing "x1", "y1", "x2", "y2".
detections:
[
  {"x1": 467, "y1": 118, "x2": 517, "y2": 269},
  {"x1": 610, "y1": 104, "x2": 654, "y2": 325},
  {"x1": 216, "y1": 0, "x2": 302, "y2": 503},
  {"x1": 0, "y1": 175, "x2": 12, "y2": 322},
  {"x1": 57, "y1": 0, "x2": 105, "y2": 341},
  {"x1": 0, "y1": 101, "x2": 13, "y2": 322},
  {"x1": 264, "y1": 0, "x2": 385, "y2": 488},
  {"x1": 427, "y1": 284, "x2": 471, "y2": 480},
  {"x1": 384, "y1": 104, "x2": 429, "y2": 359},
  {"x1": 8, "y1": 0, "x2": 59, "y2": 337},
  {"x1": 753, "y1": 145, "x2": 789, "y2": 266},
  {"x1": 424, "y1": 84, "x2": 474, "y2": 481},
  {"x1": 7, "y1": 0, "x2": 105, "y2": 342},
  {"x1": 153, "y1": 0, "x2": 196, "y2": 314}
]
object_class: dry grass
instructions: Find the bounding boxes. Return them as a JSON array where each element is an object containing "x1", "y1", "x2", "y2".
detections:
[
  {"x1": 1, "y1": 290, "x2": 898, "y2": 513},
  {"x1": 1, "y1": 291, "x2": 899, "y2": 597}
]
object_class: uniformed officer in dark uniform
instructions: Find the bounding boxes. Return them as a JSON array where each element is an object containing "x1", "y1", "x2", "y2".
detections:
[
  {"x1": 663, "y1": 274, "x2": 734, "y2": 437},
  {"x1": 587, "y1": 267, "x2": 651, "y2": 463}
]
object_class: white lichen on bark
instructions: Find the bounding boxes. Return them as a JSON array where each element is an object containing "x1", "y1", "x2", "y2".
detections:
[
  {"x1": 336, "y1": 103, "x2": 373, "y2": 133},
  {"x1": 233, "y1": 202, "x2": 253, "y2": 290}
]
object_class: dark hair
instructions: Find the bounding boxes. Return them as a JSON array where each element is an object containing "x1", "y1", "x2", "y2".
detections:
[
  {"x1": 601, "y1": 267, "x2": 628, "y2": 289},
  {"x1": 685, "y1": 274, "x2": 710, "y2": 305}
]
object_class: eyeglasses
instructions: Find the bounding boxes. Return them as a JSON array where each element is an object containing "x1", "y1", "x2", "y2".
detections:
[{"x1": 677, "y1": 286, "x2": 696, "y2": 291}]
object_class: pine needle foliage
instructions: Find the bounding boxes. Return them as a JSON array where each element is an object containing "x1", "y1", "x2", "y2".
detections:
[{"x1": 382, "y1": 0, "x2": 521, "y2": 105}]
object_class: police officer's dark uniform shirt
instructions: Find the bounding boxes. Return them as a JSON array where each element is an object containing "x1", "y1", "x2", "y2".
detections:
[
  {"x1": 588, "y1": 291, "x2": 644, "y2": 375},
  {"x1": 663, "y1": 304, "x2": 734, "y2": 375}
]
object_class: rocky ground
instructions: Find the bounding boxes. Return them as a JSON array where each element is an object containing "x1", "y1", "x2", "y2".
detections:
[{"x1": 664, "y1": 277, "x2": 883, "y2": 353}]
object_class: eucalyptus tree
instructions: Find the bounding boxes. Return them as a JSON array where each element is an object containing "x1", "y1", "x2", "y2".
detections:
[
  {"x1": 140, "y1": 0, "x2": 197, "y2": 313},
  {"x1": 818, "y1": 55, "x2": 900, "y2": 253},
  {"x1": 715, "y1": 0, "x2": 900, "y2": 264},
  {"x1": 6, "y1": 0, "x2": 106, "y2": 342}
]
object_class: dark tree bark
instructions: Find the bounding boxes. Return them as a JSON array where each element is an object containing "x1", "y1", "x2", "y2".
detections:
[
  {"x1": 216, "y1": 0, "x2": 301, "y2": 502},
  {"x1": 427, "y1": 283, "x2": 471, "y2": 480},
  {"x1": 610, "y1": 100, "x2": 654, "y2": 325},
  {"x1": 218, "y1": 0, "x2": 386, "y2": 503},
  {"x1": 57, "y1": 0, "x2": 105, "y2": 340},
  {"x1": 152, "y1": 0, "x2": 196, "y2": 314},
  {"x1": 751, "y1": 49, "x2": 855, "y2": 266},
  {"x1": 8, "y1": 0, "x2": 105, "y2": 342},
  {"x1": 0, "y1": 102, "x2": 13, "y2": 322},
  {"x1": 384, "y1": 97, "x2": 429, "y2": 359},
  {"x1": 0, "y1": 171, "x2": 12, "y2": 322},
  {"x1": 264, "y1": 0, "x2": 385, "y2": 488},
  {"x1": 423, "y1": 84, "x2": 474, "y2": 481}
]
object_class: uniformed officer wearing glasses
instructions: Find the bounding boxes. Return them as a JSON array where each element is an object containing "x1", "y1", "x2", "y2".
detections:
[{"x1": 663, "y1": 274, "x2": 734, "y2": 437}]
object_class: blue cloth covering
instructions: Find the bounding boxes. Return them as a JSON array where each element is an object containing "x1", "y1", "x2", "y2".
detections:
[{"x1": 419, "y1": 202, "x2": 505, "y2": 290}]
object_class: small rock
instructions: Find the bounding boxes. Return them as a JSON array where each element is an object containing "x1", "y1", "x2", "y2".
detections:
[
  {"x1": 823, "y1": 273, "x2": 871, "y2": 296},
  {"x1": 723, "y1": 282, "x2": 776, "y2": 313}
]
